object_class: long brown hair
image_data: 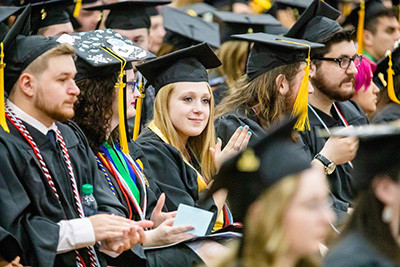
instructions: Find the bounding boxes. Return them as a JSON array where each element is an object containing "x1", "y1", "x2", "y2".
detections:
[
  {"x1": 152, "y1": 82, "x2": 216, "y2": 181},
  {"x1": 73, "y1": 72, "x2": 119, "y2": 153},
  {"x1": 214, "y1": 175, "x2": 319, "y2": 267},
  {"x1": 215, "y1": 62, "x2": 301, "y2": 129}
]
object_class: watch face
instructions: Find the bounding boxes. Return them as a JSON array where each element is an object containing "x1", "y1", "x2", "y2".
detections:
[{"x1": 326, "y1": 164, "x2": 335, "y2": 175}]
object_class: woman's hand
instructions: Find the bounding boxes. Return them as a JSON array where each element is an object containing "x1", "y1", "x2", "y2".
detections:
[
  {"x1": 210, "y1": 125, "x2": 252, "y2": 173},
  {"x1": 150, "y1": 193, "x2": 177, "y2": 229},
  {"x1": 143, "y1": 218, "x2": 195, "y2": 247}
]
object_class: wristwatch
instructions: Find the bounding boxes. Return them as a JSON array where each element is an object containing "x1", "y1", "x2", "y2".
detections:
[{"x1": 314, "y1": 153, "x2": 336, "y2": 175}]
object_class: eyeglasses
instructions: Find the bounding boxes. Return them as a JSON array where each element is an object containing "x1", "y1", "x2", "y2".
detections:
[
  {"x1": 126, "y1": 81, "x2": 138, "y2": 93},
  {"x1": 313, "y1": 54, "x2": 362, "y2": 69}
]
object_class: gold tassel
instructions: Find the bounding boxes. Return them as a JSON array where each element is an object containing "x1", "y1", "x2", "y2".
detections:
[
  {"x1": 73, "y1": 0, "x2": 82, "y2": 18},
  {"x1": 100, "y1": 47, "x2": 129, "y2": 153},
  {"x1": 357, "y1": 0, "x2": 365, "y2": 54},
  {"x1": 277, "y1": 39, "x2": 311, "y2": 131},
  {"x1": 387, "y1": 51, "x2": 400, "y2": 104},
  {"x1": 133, "y1": 76, "x2": 143, "y2": 140},
  {"x1": 0, "y1": 43, "x2": 9, "y2": 133}
]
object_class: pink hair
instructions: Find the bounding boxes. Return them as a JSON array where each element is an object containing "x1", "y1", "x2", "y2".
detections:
[{"x1": 355, "y1": 56, "x2": 377, "y2": 92}]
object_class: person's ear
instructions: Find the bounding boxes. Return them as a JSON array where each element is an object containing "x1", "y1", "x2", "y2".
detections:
[
  {"x1": 373, "y1": 175, "x2": 398, "y2": 205},
  {"x1": 309, "y1": 61, "x2": 317, "y2": 79},
  {"x1": 363, "y1": 29, "x2": 374, "y2": 48},
  {"x1": 276, "y1": 74, "x2": 289, "y2": 96},
  {"x1": 18, "y1": 73, "x2": 36, "y2": 97}
]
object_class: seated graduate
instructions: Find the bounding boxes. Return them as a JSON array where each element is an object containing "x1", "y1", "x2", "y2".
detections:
[
  {"x1": 350, "y1": 55, "x2": 379, "y2": 119},
  {"x1": 324, "y1": 124, "x2": 400, "y2": 266},
  {"x1": 0, "y1": 6, "x2": 151, "y2": 267},
  {"x1": 136, "y1": 43, "x2": 251, "y2": 231},
  {"x1": 371, "y1": 46, "x2": 400, "y2": 123},
  {"x1": 214, "y1": 32, "x2": 323, "y2": 147},
  {"x1": 69, "y1": 29, "x2": 205, "y2": 266},
  {"x1": 208, "y1": 117, "x2": 335, "y2": 267}
]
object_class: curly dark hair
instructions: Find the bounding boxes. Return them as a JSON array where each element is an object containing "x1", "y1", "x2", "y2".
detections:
[{"x1": 73, "y1": 72, "x2": 118, "y2": 153}]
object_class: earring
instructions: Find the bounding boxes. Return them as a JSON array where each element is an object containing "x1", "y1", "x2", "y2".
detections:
[{"x1": 382, "y1": 206, "x2": 393, "y2": 223}]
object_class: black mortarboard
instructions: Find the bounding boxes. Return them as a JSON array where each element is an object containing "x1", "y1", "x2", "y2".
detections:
[
  {"x1": 162, "y1": 6, "x2": 220, "y2": 49},
  {"x1": 266, "y1": 0, "x2": 313, "y2": 19},
  {"x1": 136, "y1": 42, "x2": 221, "y2": 93},
  {"x1": 206, "y1": 116, "x2": 311, "y2": 223},
  {"x1": 4, "y1": 4, "x2": 59, "y2": 93},
  {"x1": 319, "y1": 123, "x2": 400, "y2": 191},
  {"x1": 213, "y1": 11, "x2": 281, "y2": 43},
  {"x1": 342, "y1": 0, "x2": 387, "y2": 28},
  {"x1": 0, "y1": 6, "x2": 24, "y2": 41},
  {"x1": 179, "y1": 2, "x2": 216, "y2": 17},
  {"x1": 285, "y1": 0, "x2": 342, "y2": 42},
  {"x1": 53, "y1": 29, "x2": 155, "y2": 81},
  {"x1": 85, "y1": 0, "x2": 171, "y2": 30},
  {"x1": 234, "y1": 32, "x2": 324, "y2": 81}
]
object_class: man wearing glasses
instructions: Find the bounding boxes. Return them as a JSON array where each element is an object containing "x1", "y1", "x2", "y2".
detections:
[{"x1": 286, "y1": 1, "x2": 369, "y2": 223}]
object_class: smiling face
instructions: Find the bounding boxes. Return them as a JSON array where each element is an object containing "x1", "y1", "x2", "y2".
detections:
[{"x1": 167, "y1": 82, "x2": 211, "y2": 143}]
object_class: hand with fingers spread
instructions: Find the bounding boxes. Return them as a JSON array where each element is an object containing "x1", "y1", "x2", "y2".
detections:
[
  {"x1": 104, "y1": 223, "x2": 148, "y2": 253},
  {"x1": 210, "y1": 125, "x2": 252, "y2": 173},
  {"x1": 150, "y1": 193, "x2": 177, "y2": 229},
  {"x1": 143, "y1": 218, "x2": 195, "y2": 247}
]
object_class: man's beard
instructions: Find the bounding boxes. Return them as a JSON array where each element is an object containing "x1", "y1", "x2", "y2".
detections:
[
  {"x1": 34, "y1": 88, "x2": 75, "y2": 122},
  {"x1": 311, "y1": 70, "x2": 355, "y2": 101}
]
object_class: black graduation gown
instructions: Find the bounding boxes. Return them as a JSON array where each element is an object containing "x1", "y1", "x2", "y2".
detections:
[
  {"x1": 323, "y1": 231, "x2": 398, "y2": 267},
  {"x1": 0, "y1": 119, "x2": 127, "y2": 267},
  {"x1": 136, "y1": 127, "x2": 219, "y2": 229},
  {"x1": 371, "y1": 103, "x2": 400, "y2": 124},
  {"x1": 300, "y1": 101, "x2": 369, "y2": 221},
  {"x1": 0, "y1": 225, "x2": 23, "y2": 262}
]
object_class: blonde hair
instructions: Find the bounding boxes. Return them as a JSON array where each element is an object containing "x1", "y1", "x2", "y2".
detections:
[
  {"x1": 216, "y1": 40, "x2": 248, "y2": 87},
  {"x1": 152, "y1": 82, "x2": 216, "y2": 181},
  {"x1": 215, "y1": 62, "x2": 301, "y2": 129},
  {"x1": 214, "y1": 175, "x2": 318, "y2": 267}
]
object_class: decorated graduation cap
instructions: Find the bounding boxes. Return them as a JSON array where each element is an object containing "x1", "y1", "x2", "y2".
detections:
[
  {"x1": 136, "y1": 42, "x2": 221, "y2": 94},
  {"x1": 206, "y1": 116, "x2": 311, "y2": 223},
  {"x1": 234, "y1": 33, "x2": 324, "y2": 131},
  {"x1": 162, "y1": 6, "x2": 220, "y2": 49},
  {"x1": 0, "y1": 6, "x2": 24, "y2": 41},
  {"x1": 285, "y1": 0, "x2": 342, "y2": 43},
  {"x1": 179, "y1": 2, "x2": 216, "y2": 17},
  {"x1": 342, "y1": 0, "x2": 389, "y2": 54},
  {"x1": 320, "y1": 123, "x2": 400, "y2": 191},
  {"x1": 213, "y1": 11, "x2": 281, "y2": 43},
  {"x1": 54, "y1": 29, "x2": 155, "y2": 153},
  {"x1": 85, "y1": 0, "x2": 171, "y2": 30},
  {"x1": 373, "y1": 47, "x2": 400, "y2": 103}
]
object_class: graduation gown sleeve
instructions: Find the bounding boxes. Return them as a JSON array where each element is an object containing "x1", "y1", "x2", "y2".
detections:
[{"x1": 371, "y1": 103, "x2": 400, "y2": 124}]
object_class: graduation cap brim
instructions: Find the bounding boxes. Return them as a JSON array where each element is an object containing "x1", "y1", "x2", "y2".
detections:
[
  {"x1": 274, "y1": 0, "x2": 313, "y2": 9},
  {"x1": 53, "y1": 29, "x2": 155, "y2": 80},
  {"x1": 0, "y1": 6, "x2": 24, "y2": 24},
  {"x1": 285, "y1": 0, "x2": 341, "y2": 41},
  {"x1": 342, "y1": 0, "x2": 388, "y2": 27},
  {"x1": 162, "y1": 6, "x2": 220, "y2": 48},
  {"x1": 84, "y1": 0, "x2": 171, "y2": 11},
  {"x1": 136, "y1": 42, "x2": 221, "y2": 92},
  {"x1": 179, "y1": 2, "x2": 216, "y2": 16},
  {"x1": 206, "y1": 116, "x2": 311, "y2": 222},
  {"x1": 233, "y1": 33, "x2": 324, "y2": 81}
]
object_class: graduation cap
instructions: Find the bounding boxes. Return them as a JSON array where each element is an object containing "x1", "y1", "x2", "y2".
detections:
[
  {"x1": 342, "y1": 0, "x2": 389, "y2": 54},
  {"x1": 2, "y1": 4, "x2": 60, "y2": 132},
  {"x1": 162, "y1": 6, "x2": 220, "y2": 49},
  {"x1": 233, "y1": 33, "x2": 324, "y2": 131},
  {"x1": 373, "y1": 47, "x2": 400, "y2": 103},
  {"x1": 213, "y1": 11, "x2": 281, "y2": 43},
  {"x1": 54, "y1": 29, "x2": 155, "y2": 153},
  {"x1": 136, "y1": 42, "x2": 221, "y2": 94},
  {"x1": 318, "y1": 123, "x2": 400, "y2": 191},
  {"x1": 179, "y1": 2, "x2": 216, "y2": 17},
  {"x1": 0, "y1": 6, "x2": 24, "y2": 41},
  {"x1": 85, "y1": 0, "x2": 171, "y2": 30},
  {"x1": 206, "y1": 116, "x2": 311, "y2": 223},
  {"x1": 285, "y1": 0, "x2": 342, "y2": 43},
  {"x1": 72, "y1": 0, "x2": 98, "y2": 18},
  {"x1": 266, "y1": 0, "x2": 313, "y2": 19}
]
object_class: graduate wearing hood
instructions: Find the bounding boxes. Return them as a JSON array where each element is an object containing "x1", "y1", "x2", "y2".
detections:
[{"x1": 0, "y1": 5, "x2": 151, "y2": 267}]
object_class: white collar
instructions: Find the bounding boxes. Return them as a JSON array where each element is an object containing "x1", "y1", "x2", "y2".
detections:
[{"x1": 7, "y1": 99, "x2": 57, "y2": 136}]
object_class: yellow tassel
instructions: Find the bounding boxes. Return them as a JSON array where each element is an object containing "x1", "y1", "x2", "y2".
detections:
[
  {"x1": 0, "y1": 43, "x2": 9, "y2": 133},
  {"x1": 73, "y1": 0, "x2": 82, "y2": 18},
  {"x1": 133, "y1": 76, "x2": 143, "y2": 140},
  {"x1": 100, "y1": 47, "x2": 129, "y2": 153},
  {"x1": 249, "y1": 0, "x2": 271, "y2": 14},
  {"x1": 277, "y1": 39, "x2": 311, "y2": 131},
  {"x1": 343, "y1": 3, "x2": 352, "y2": 17},
  {"x1": 356, "y1": 0, "x2": 365, "y2": 54},
  {"x1": 387, "y1": 51, "x2": 400, "y2": 104}
]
